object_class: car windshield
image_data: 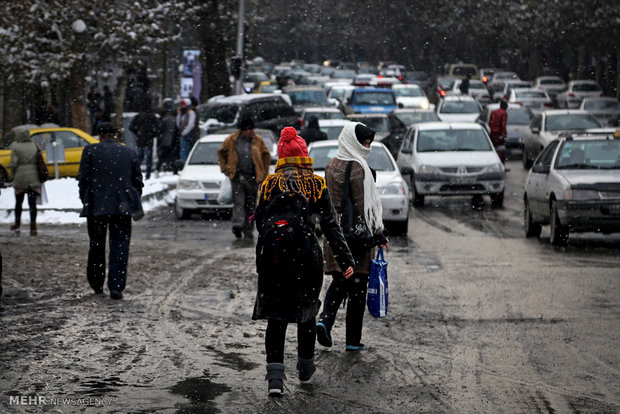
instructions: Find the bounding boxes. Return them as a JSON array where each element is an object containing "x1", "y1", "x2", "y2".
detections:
[
  {"x1": 506, "y1": 108, "x2": 531, "y2": 125},
  {"x1": 573, "y1": 83, "x2": 601, "y2": 92},
  {"x1": 287, "y1": 90, "x2": 327, "y2": 105},
  {"x1": 199, "y1": 104, "x2": 237, "y2": 123},
  {"x1": 244, "y1": 73, "x2": 268, "y2": 82},
  {"x1": 310, "y1": 146, "x2": 394, "y2": 171},
  {"x1": 469, "y1": 81, "x2": 486, "y2": 90},
  {"x1": 394, "y1": 87, "x2": 424, "y2": 97},
  {"x1": 188, "y1": 142, "x2": 221, "y2": 165},
  {"x1": 515, "y1": 90, "x2": 547, "y2": 99},
  {"x1": 583, "y1": 100, "x2": 619, "y2": 110},
  {"x1": 417, "y1": 129, "x2": 492, "y2": 152},
  {"x1": 303, "y1": 111, "x2": 344, "y2": 123},
  {"x1": 439, "y1": 100, "x2": 480, "y2": 114},
  {"x1": 545, "y1": 114, "x2": 601, "y2": 131},
  {"x1": 352, "y1": 91, "x2": 396, "y2": 106},
  {"x1": 260, "y1": 84, "x2": 278, "y2": 93},
  {"x1": 438, "y1": 78, "x2": 457, "y2": 89},
  {"x1": 349, "y1": 117, "x2": 390, "y2": 132},
  {"x1": 556, "y1": 140, "x2": 620, "y2": 169},
  {"x1": 332, "y1": 70, "x2": 356, "y2": 78},
  {"x1": 452, "y1": 66, "x2": 477, "y2": 77},
  {"x1": 541, "y1": 79, "x2": 564, "y2": 85},
  {"x1": 394, "y1": 111, "x2": 440, "y2": 125}
]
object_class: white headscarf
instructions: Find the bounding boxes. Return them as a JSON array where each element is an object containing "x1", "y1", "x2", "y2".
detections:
[{"x1": 335, "y1": 122, "x2": 384, "y2": 233}]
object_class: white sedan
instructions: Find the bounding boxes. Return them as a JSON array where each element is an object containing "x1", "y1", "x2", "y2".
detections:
[
  {"x1": 436, "y1": 95, "x2": 482, "y2": 123},
  {"x1": 392, "y1": 84, "x2": 430, "y2": 109},
  {"x1": 174, "y1": 134, "x2": 232, "y2": 219},
  {"x1": 396, "y1": 122, "x2": 505, "y2": 207},
  {"x1": 556, "y1": 80, "x2": 603, "y2": 109},
  {"x1": 308, "y1": 141, "x2": 410, "y2": 235}
]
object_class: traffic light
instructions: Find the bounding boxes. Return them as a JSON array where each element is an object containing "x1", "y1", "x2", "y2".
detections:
[{"x1": 231, "y1": 56, "x2": 242, "y2": 79}]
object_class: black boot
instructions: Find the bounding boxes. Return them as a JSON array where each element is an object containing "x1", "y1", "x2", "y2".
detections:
[
  {"x1": 296, "y1": 357, "x2": 316, "y2": 382},
  {"x1": 265, "y1": 363, "x2": 286, "y2": 397}
]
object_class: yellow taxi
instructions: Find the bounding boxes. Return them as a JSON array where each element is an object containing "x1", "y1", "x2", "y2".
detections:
[{"x1": 0, "y1": 127, "x2": 99, "y2": 186}]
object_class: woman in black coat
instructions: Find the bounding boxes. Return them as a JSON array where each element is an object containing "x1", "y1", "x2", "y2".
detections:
[{"x1": 252, "y1": 127, "x2": 354, "y2": 397}]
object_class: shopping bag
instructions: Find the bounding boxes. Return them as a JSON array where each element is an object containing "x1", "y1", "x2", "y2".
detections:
[
  {"x1": 367, "y1": 248, "x2": 388, "y2": 318},
  {"x1": 217, "y1": 176, "x2": 232, "y2": 205}
]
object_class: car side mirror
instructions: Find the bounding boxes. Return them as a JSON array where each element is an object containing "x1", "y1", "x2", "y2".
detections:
[
  {"x1": 400, "y1": 166, "x2": 414, "y2": 175},
  {"x1": 400, "y1": 147, "x2": 412, "y2": 155},
  {"x1": 531, "y1": 127, "x2": 540, "y2": 134}
]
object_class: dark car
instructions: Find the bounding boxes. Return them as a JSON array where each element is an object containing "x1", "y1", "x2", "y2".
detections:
[{"x1": 197, "y1": 94, "x2": 301, "y2": 136}]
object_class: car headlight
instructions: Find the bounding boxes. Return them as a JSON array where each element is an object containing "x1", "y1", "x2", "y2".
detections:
[
  {"x1": 418, "y1": 164, "x2": 440, "y2": 175},
  {"x1": 484, "y1": 163, "x2": 504, "y2": 173},
  {"x1": 564, "y1": 189, "x2": 600, "y2": 200},
  {"x1": 178, "y1": 179, "x2": 201, "y2": 190},
  {"x1": 419, "y1": 99, "x2": 430, "y2": 110},
  {"x1": 379, "y1": 181, "x2": 407, "y2": 195}
]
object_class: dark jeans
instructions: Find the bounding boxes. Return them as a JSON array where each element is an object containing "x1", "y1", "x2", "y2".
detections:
[
  {"x1": 137, "y1": 146, "x2": 153, "y2": 179},
  {"x1": 231, "y1": 175, "x2": 258, "y2": 233},
  {"x1": 87, "y1": 215, "x2": 132, "y2": 293},
  {"x1": 14, "y1": 190, "x2": 38, "y2": 225},
  {"x1": 265, "y1": 319, "x2": 316, "y2": 364},
  {"x1": 318, "y1": 272, "x2": 369, "y2": 346}
]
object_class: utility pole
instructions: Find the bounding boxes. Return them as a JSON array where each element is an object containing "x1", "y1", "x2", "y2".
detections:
[{"x1": 234, "y1": 0, "x2": 245, "y2": 95}]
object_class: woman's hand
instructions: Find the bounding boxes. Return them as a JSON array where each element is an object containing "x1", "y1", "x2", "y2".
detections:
[
  {"x1": 378, "y1": 242, "x2": 389, "y2": 253},
  {"x1": 343, "y1": 266, "x2": 354, "y2": 279}
]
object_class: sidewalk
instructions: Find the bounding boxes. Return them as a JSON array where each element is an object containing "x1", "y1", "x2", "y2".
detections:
[{"x1": 0, "y1": 173, "x2": 177, "y2": 224}]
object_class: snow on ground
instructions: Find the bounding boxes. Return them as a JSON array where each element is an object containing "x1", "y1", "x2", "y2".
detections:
[{"x1": 0, "y1": 173, "x2": 178, "y2": 224}]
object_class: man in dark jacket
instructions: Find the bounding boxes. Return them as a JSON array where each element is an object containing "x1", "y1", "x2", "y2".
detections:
[
  {"x1": 299, "y1": 116, "x2": 328, "y2": 145},
  {"x1": 130, "y1": 103, "x2": 160, "y2": 180},
  {"x1": 78, "y1": 122, "x2": 144, "y2": 300},
  {"x1": 156, "y1": 108, "x2": 179, "y2": 175},
  {"x1": 459, "y1": 73, "x2": 471, "y2": 95}
]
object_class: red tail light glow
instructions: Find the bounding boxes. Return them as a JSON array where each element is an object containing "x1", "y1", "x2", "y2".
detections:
[
  {"x1": 440, "y1": 90, "x2": 446, "y2": 96},
  {"x1": 482, "y1": 76, "x2": 488, "y2": 83},
  {"x1": 568, "y1": 93, "x2": 575, "y2": 97},
  {"x1": 544, "y1": 102, "x2": 553, "y2": 107}
]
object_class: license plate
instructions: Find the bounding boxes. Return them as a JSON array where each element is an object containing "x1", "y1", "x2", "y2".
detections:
[
  {"x1": 204, "y1": 194, "x2": 209, "y2": 200},
  {"x1": 451, "y1": 177, "x2": 476, "y2": 184}
]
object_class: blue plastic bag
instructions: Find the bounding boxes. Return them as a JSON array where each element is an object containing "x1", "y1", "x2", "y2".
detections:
[{"x1": 367, "y1": 248, "x2": 388, "y2": 318}]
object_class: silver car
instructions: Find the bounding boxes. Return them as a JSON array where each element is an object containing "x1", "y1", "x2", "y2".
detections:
[
  {"x1": 556, "y1": 80, "x2": 603, "y2": 109},
  {"x1": 521, "y1": 110, "x2": 602, "y2": 168},
  {"x1": 506, "y1": 88, "x2": 553, "y2": 115},
  {"x1": 523, "y1": 132, "x2": 620, "y2": 245},
  {"x1": 579, "y1": 97, "x2": 620, "y2": 127},
  {"x1": 533, "y1": 76, "x2": 567, "y2": 101}
]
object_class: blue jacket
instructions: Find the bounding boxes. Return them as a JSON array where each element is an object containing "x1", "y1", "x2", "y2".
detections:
[{"x1": 78, "y1": 139, "x2": 144, "y2": 218}]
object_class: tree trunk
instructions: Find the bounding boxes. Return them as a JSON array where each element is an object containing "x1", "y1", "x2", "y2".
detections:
[
  {"x1": 115, "y1": 72, "x2": 127, "y2": 142},
  {"x1": 198, "y1": 1, "x2": 232, "y2": 101},
  {"x1": 3, "y1": 79, "x2": 27, "y2": 133}
]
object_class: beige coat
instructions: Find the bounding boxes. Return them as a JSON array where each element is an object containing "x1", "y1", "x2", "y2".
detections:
[{"x1": 217, "y1": 130, "x2": 271, "y2": 184}]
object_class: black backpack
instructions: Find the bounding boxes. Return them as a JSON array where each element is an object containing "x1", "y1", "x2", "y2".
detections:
[{"x1": 256, "y1": 192, "x2": 312, "y2": 273}]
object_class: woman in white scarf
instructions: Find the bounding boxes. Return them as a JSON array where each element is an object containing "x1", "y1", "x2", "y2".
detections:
[{"x1": 335, "y1": 122, "x2": 384, "y2": 234}]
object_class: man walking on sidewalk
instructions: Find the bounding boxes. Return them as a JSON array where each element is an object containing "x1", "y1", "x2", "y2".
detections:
[{"x1": 78, "y1": 122, "x2": 144, "y2": 300}]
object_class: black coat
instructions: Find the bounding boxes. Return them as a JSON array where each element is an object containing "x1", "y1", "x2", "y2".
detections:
[
  {"x1": 129, "y1": 111, "x2": 160, "y2": 147},
  {"x1": 78, "y1": 139, "x2": 144, "y2": 218},
  {"x1": 299, "y1": 127, "x2": 328, "y2": 145},
  {"x1": 252, "y1": 169, "x2": 355, "y2": 323}
]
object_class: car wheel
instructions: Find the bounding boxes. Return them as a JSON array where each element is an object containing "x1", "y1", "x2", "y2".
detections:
[
  {"x1": 410, "y1": 174, "x2": 425, "y2": 207},
  {"x1": 174, "y1": 197, "x2": 190, "y2": 220},
  {"x1": 549, "y1": 201, "x2": 569, "y2": 246},
  {"x1": 490, "y1": 191, "x2": 504, "y2": 208},
  {"x1": 522, "y1": 147, "x2": 532, "y2": 169},
  {"x1": 523, "y1": 197, "x2": 542, "y2": 238},
  {"x1": 0, "y1": 167, "x2": 6, "y2": 188}
]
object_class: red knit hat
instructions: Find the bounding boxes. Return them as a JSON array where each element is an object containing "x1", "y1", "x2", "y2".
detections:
[{"x1": 278, "y1": 127, "x2": 309, "y2": 159}]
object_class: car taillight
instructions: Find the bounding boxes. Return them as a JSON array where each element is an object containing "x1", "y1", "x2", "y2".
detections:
[
  {"x1": 544, "y1": 102, "x2": 553, "y2": 107},
  {"x1": 568, "y1": 93, "x2": 575, "y2": 97},
  {"x1": 398, "y1": 75, "x2": 403, "y2": 80},
  {"x1": 377, "y1": 75, "x2": 383, "y2": 79},
  {"x1": 298, "y1": 118, "x2": 303, "y2": 128},
  {"x1": 482, "y1": 76, "x2": 488, "y2": 83},
  {"x1": 482, "y1": 95, "x2": 490, "y2": 99},
  {"x1": 440, "y1": 90, "x2": 446, "y2": 96}
]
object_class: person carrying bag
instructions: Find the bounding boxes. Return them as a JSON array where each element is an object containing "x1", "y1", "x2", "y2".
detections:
[
  {"x1": 317, "y1": 122, "x2": 389, "y2": 352},
  {"x1": 367, "y1": 247, "x2": 388, "y2": 318}
]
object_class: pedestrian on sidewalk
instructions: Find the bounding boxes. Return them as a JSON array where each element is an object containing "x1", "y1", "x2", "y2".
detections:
[
  {"x1": 176, "y1": 99, "x2": 196, "y2": 162},
  {"x1": 78, "y1": 122, "x2": 144, "y2": 300},
  {"x1": 8, "y1": 127, "x2": 42, "y2": 236},
  {"x1": 217, "y1": 117, "x2": 271, "y2": 239},
  {"x1": 316, "y1": 123, "x2": 389, "y2": 352},
  {"x1": 129, "y1": 100, "x2": 160, "y2": 180},
  {"x1": 252, "y1": 126, "x2": 355, "y2": 396},
  {"x1": 156, "y1": 107, "x2": 179, "y2": 175}
]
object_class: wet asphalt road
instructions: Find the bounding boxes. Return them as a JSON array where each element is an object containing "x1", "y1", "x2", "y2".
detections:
[{"x1": 0, "y1": 159, "x2": 619, "y2": 413}]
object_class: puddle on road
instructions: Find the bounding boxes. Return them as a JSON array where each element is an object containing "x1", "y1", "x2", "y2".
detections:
[
  {"x1": 208, "y1": 348, "x2": 260, "y2": 371},
  {"x1": 170, "y1": 371, "x2": 231, "y2": 414}
]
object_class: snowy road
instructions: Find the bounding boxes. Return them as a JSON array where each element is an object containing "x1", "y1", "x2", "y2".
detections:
[{"x1": 1, "y1": 160, "x2": 619, "y2": 413}]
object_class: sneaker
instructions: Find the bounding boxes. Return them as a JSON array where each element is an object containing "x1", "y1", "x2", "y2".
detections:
[
  {"x1": 268, "y1": 379, "x2": 283, "y2": 396},
  {"x1": 232, "y1": 226, "x2": 242, "y2": 239},
  {"x1": 345, "y1": 343, "x2": 366, "y2": 352},
  {"x1": 110, "y1": 289, "x2": 123, "y2": 300},
  {"x1": 316, "y1": 322, "x2": 332, "y2": 347}
]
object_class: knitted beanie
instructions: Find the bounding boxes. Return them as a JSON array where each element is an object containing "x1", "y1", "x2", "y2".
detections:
[{"x1": 277, "y1": 127, "x2": 309, "y2": 159}]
